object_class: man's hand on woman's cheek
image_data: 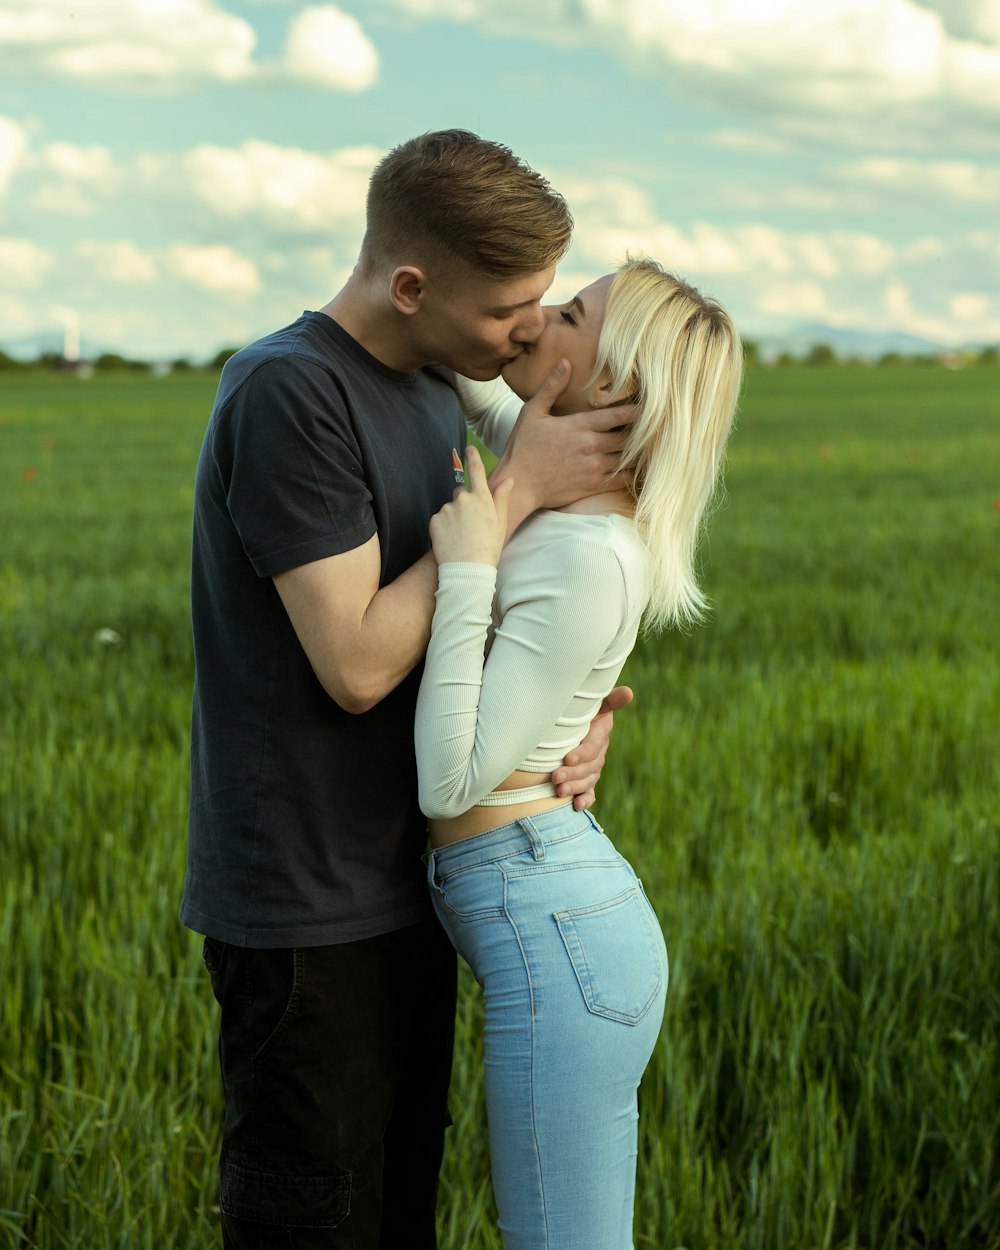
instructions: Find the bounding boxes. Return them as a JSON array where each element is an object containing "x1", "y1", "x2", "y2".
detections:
[{"x1": 489, "y1": 362, "x2": 637, "y2": 527}]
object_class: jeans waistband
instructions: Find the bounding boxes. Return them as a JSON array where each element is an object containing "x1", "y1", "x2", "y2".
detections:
[{"x1": 425, "y1": 804, "x2": 602, "y2": 887}]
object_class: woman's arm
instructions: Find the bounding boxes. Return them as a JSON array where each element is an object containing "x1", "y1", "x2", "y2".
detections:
[
  {"x1": 415, "y1": 543, "x2": 631, "y2": 819},
  {"x1": 415, "y1": 463, "x2": 633, "y2": 819}
]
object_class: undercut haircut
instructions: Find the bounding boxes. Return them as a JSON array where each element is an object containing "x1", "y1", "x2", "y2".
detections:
[{"x1": 359, "y1": 129, "x2": 573, "y2": 280}]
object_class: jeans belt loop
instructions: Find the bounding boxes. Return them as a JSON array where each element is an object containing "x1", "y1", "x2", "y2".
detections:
[
  {"x1": 520, "y1": 816, "x2": 546, "y2": 861},
  {"x1": 425, "y1": 848, "x2": 443, "y2": 893}
]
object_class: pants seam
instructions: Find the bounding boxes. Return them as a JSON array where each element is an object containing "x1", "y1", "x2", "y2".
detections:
[{"x1": 504, "y1": 872, "x2": 550, "y2": 1249}]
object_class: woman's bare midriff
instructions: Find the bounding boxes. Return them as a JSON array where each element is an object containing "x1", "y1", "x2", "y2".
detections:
[{"x1": 427, "y1": 770, "x2": 572, "y2": 847}]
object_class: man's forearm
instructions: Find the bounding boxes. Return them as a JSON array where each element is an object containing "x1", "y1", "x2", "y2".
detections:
[
  {"x1": 343, "y1": 549, "x2": 440, "y2": 711},
  {"x1": 275, "y1": 544, "x2": 441, "y2": 716}
]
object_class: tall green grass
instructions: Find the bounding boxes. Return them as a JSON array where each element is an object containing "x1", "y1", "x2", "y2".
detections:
[{"x1": 1, "y1": 366, "x2": 998, "y2": 1248}]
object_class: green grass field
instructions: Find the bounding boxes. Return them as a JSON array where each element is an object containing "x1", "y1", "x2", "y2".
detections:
[{"x1": 1, "y1": 364, "x2": 998, "y2": 1249}]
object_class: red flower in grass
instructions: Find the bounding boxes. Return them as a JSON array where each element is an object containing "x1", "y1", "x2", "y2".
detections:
[{"x1": 23, "y1": 466, "x2": 38, "y2": 482}]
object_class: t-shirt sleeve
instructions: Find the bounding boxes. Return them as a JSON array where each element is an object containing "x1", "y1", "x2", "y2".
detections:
[
  {"x1": 414, "y1": 537, "x2": 630, "y2": 819},
  {"x1": 447, "y1": 373, "x2": 522, "y2": 456},
  {"x1": 214, "y1": 359, "x2": 377, "y2": 577}
]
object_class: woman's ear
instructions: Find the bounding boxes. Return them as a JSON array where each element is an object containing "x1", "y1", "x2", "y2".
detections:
[
  {"x1": 589, "y1": 373, "x2": 634, "y2": 409},
  {"x1": 389, "y1": 266, "x2": 427, "y2": 315}
]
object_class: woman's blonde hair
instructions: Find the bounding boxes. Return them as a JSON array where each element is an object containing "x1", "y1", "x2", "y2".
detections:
[{"x1": 592, "y1": 256, "x2": 743, "y2": 633}]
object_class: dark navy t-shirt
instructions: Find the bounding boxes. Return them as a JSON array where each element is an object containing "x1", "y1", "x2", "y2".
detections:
[{"x1": 181, "y1": 312, "x2": 467, "y2": 947}]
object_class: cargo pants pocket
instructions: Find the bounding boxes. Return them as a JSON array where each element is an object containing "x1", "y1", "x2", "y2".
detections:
[{"x1": 220, "y1": 1158, "x2": 352, "y2": 1229}]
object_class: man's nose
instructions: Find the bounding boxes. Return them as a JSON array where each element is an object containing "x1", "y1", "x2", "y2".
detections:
[{"x1": 511, "y1": 304, "x2": 546, "y2": 343}]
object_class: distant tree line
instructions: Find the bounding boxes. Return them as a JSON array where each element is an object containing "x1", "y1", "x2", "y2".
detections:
[
  {"x1": 1, "y1": 343, "x2": 998, "y2": 372},
  {"x1": 0, "y1": 346, "x2": 242, "y2": 372},
  {"x1": 742, "y1": 341, "x2": 999, "y2": 368}
]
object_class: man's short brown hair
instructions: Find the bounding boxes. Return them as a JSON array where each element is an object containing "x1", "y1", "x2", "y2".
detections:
[{"x1": 359, "y1": 129, "x2": 573, "y2": 280}]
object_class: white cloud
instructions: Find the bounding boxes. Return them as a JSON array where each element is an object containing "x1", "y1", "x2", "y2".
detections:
[
  {"x1": 912, "y1": 0, "x2": 1000, "y2": 43},
  {"x1": 41, "y1": 142, "x2": 119, "y2": 184},
  {"x1": 722, "y1": 185, "x2": 848, "y2": 212},
  {"x1": 0, "y1": 292, "x2": 33, "y2": 337},
  {"x1": 708, "y1": 129, "x2": 792, "y2": 157},
  {"x1": 742, "y1": 264, "x2": 1000, "y2": 346},
  {"x1": 0, "y1": 115, "x2": 27, "y2": 195},
  {"x1": 561, "y1": 175, "x2": 895, "y2": 280},
  {"x1": 835, "y1": 157, "x2": 1000, "y2": 204},
  {"x1": 281, "y1": 6, "x2": 379, "y2": 90},
  {"x1": 949, "y1": 291, "x2": 991, "y2": 320},
  {"x1": 76, "y1": 240, "x2": 158, "y2": 284},
  {"x1": 968, "y1": 230, "x2": 1000, "y2": 261},
  {"x1": 373, "y1": 0, "x2": 1000, "y2": 142},
  {"x1": 0, "y1": 0, "x2": 257, "y2": 89},
  {"x1": 865, "y1": 259, "x2": 990, "y2": 342},
  {"x1": 137, "y1": 140, "x2": 380, "y2": 234},
  {"x1": 724, "y1": 154, "x2": 1000, "y2": 213},
  {"x1": 5, "y1": 123, "x2": 999, "y2": 357},
  {"x1": 13, "y1": 135, "x2": 380, "y2": 243},
  {"x1": 548, "y1": 167, "x2": 1000, "y2": 345},
  {"x1": 8, "y1": 222, "x2": 999, "y2": 357},
  {"x1": 902, "y1": 236, "x2": 947, "y2": 262},
  {"x1": 166, "y1": 244, "x2": 262, "y2": 298},
  {"x1": 28, "y1": 142, "x2": 124, "y2": 214},
  {"x1": 0, "y1": 236, "x2": 55, "y2": 286},
  {"x1": 880, "y1": 277, "x2": 948, "y2": 338},
  {"x1": 0, "y1": 0, "x2": 378, "y2": 93},
  {"x1": 755, "y1": 281, "x2": 831, "y2": 319}
]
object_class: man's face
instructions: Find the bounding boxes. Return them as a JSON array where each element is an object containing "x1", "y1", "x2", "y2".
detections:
[{"x1": 416, "y1": 266, "x2": 556, "y2": 380}]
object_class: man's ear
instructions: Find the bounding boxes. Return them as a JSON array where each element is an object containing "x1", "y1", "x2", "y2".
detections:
[{"x1": 389, "y1": 266, "x2": 427, "y2": 315}]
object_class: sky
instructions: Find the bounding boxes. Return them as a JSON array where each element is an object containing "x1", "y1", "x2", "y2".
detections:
[{"x1": 1, "y1": 0, "x2": 999, "y2": 362}]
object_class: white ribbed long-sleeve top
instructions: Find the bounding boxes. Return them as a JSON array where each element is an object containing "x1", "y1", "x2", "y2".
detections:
[{"x1": 414, "y1": 375, "x2": 651, "y2": 821}]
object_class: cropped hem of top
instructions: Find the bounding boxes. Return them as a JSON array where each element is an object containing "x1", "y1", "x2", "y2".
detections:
[
  {"x1": 414, "y1": 506, "x2": 650, "y2": 821},
  {"x1": 476, "y1": 782, "x2": 559, "y2": 807}
]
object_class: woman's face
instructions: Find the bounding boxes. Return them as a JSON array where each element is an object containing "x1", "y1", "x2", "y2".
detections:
[{"x1": 501, "y1": 273, "x2": 615, "y2": 414}]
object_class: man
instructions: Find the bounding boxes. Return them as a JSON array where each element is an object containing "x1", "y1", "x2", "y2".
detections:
[{"x1": 182, "y1": 129, "x2": 633, "y2": 1249}]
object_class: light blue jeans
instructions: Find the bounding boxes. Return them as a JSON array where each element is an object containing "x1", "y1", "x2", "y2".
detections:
[{"x1": 425, "y1": 805, "x2": 668, "y2": 1250}]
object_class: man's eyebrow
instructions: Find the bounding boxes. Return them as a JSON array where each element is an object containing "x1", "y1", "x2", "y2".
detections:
[{"x1": 489, "y1": 296, "x2": 539, "y2": 315}]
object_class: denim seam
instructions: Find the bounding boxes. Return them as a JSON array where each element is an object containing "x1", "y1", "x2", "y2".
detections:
[
  {"x1": 554, "y1": 885, "x2": 637, "y2": 921},
  {"x1": 430, "y1": 821, "x2": 591, "y2": 880},
  {"x1": 435, "y1": 864, "x2": 506, "y2": 921},
  {"x1": 501, "y1": 872, "x2": 550, "y2": 1247},
  {"x1": 433, "y1": 831, "x2": 585, "y2": 881},
  {"x1": 502, "y1": 858, "x2": 623, "y2": 881}
]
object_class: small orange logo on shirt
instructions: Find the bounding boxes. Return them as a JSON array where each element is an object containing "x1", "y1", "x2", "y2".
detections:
[{"x1": 452, "y1": 448, "x2": 465, "y2": 483}]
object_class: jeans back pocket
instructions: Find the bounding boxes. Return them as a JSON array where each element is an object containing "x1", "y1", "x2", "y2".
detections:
[{"x1": 555, "y1": 887, "x2": 665, "y2": 1025}]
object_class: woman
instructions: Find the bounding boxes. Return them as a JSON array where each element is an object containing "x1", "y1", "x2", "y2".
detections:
[{"x1": 416, "y1": 257, "x2": 742, "y2": 1249}]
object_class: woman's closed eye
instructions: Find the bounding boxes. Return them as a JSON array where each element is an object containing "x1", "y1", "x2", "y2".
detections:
[{"x1": 560, "y1": 309, "x2": 577, "y2": 326}]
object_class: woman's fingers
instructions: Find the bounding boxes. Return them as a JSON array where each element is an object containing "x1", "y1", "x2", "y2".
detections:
[
  {"x1": 429, "y1": 446, "x2": 510, "y2": 565},
  {"x1": 465, "y1": 444, "x2": 488, "y2": 494}
]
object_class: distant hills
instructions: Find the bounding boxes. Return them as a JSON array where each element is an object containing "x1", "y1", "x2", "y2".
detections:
[
  {"x1": 1, "y1": 321, "x2": 990, "y2": 366},
  {"x1": 756, "y1": 322, "x2": 948, "y2": 362}
]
